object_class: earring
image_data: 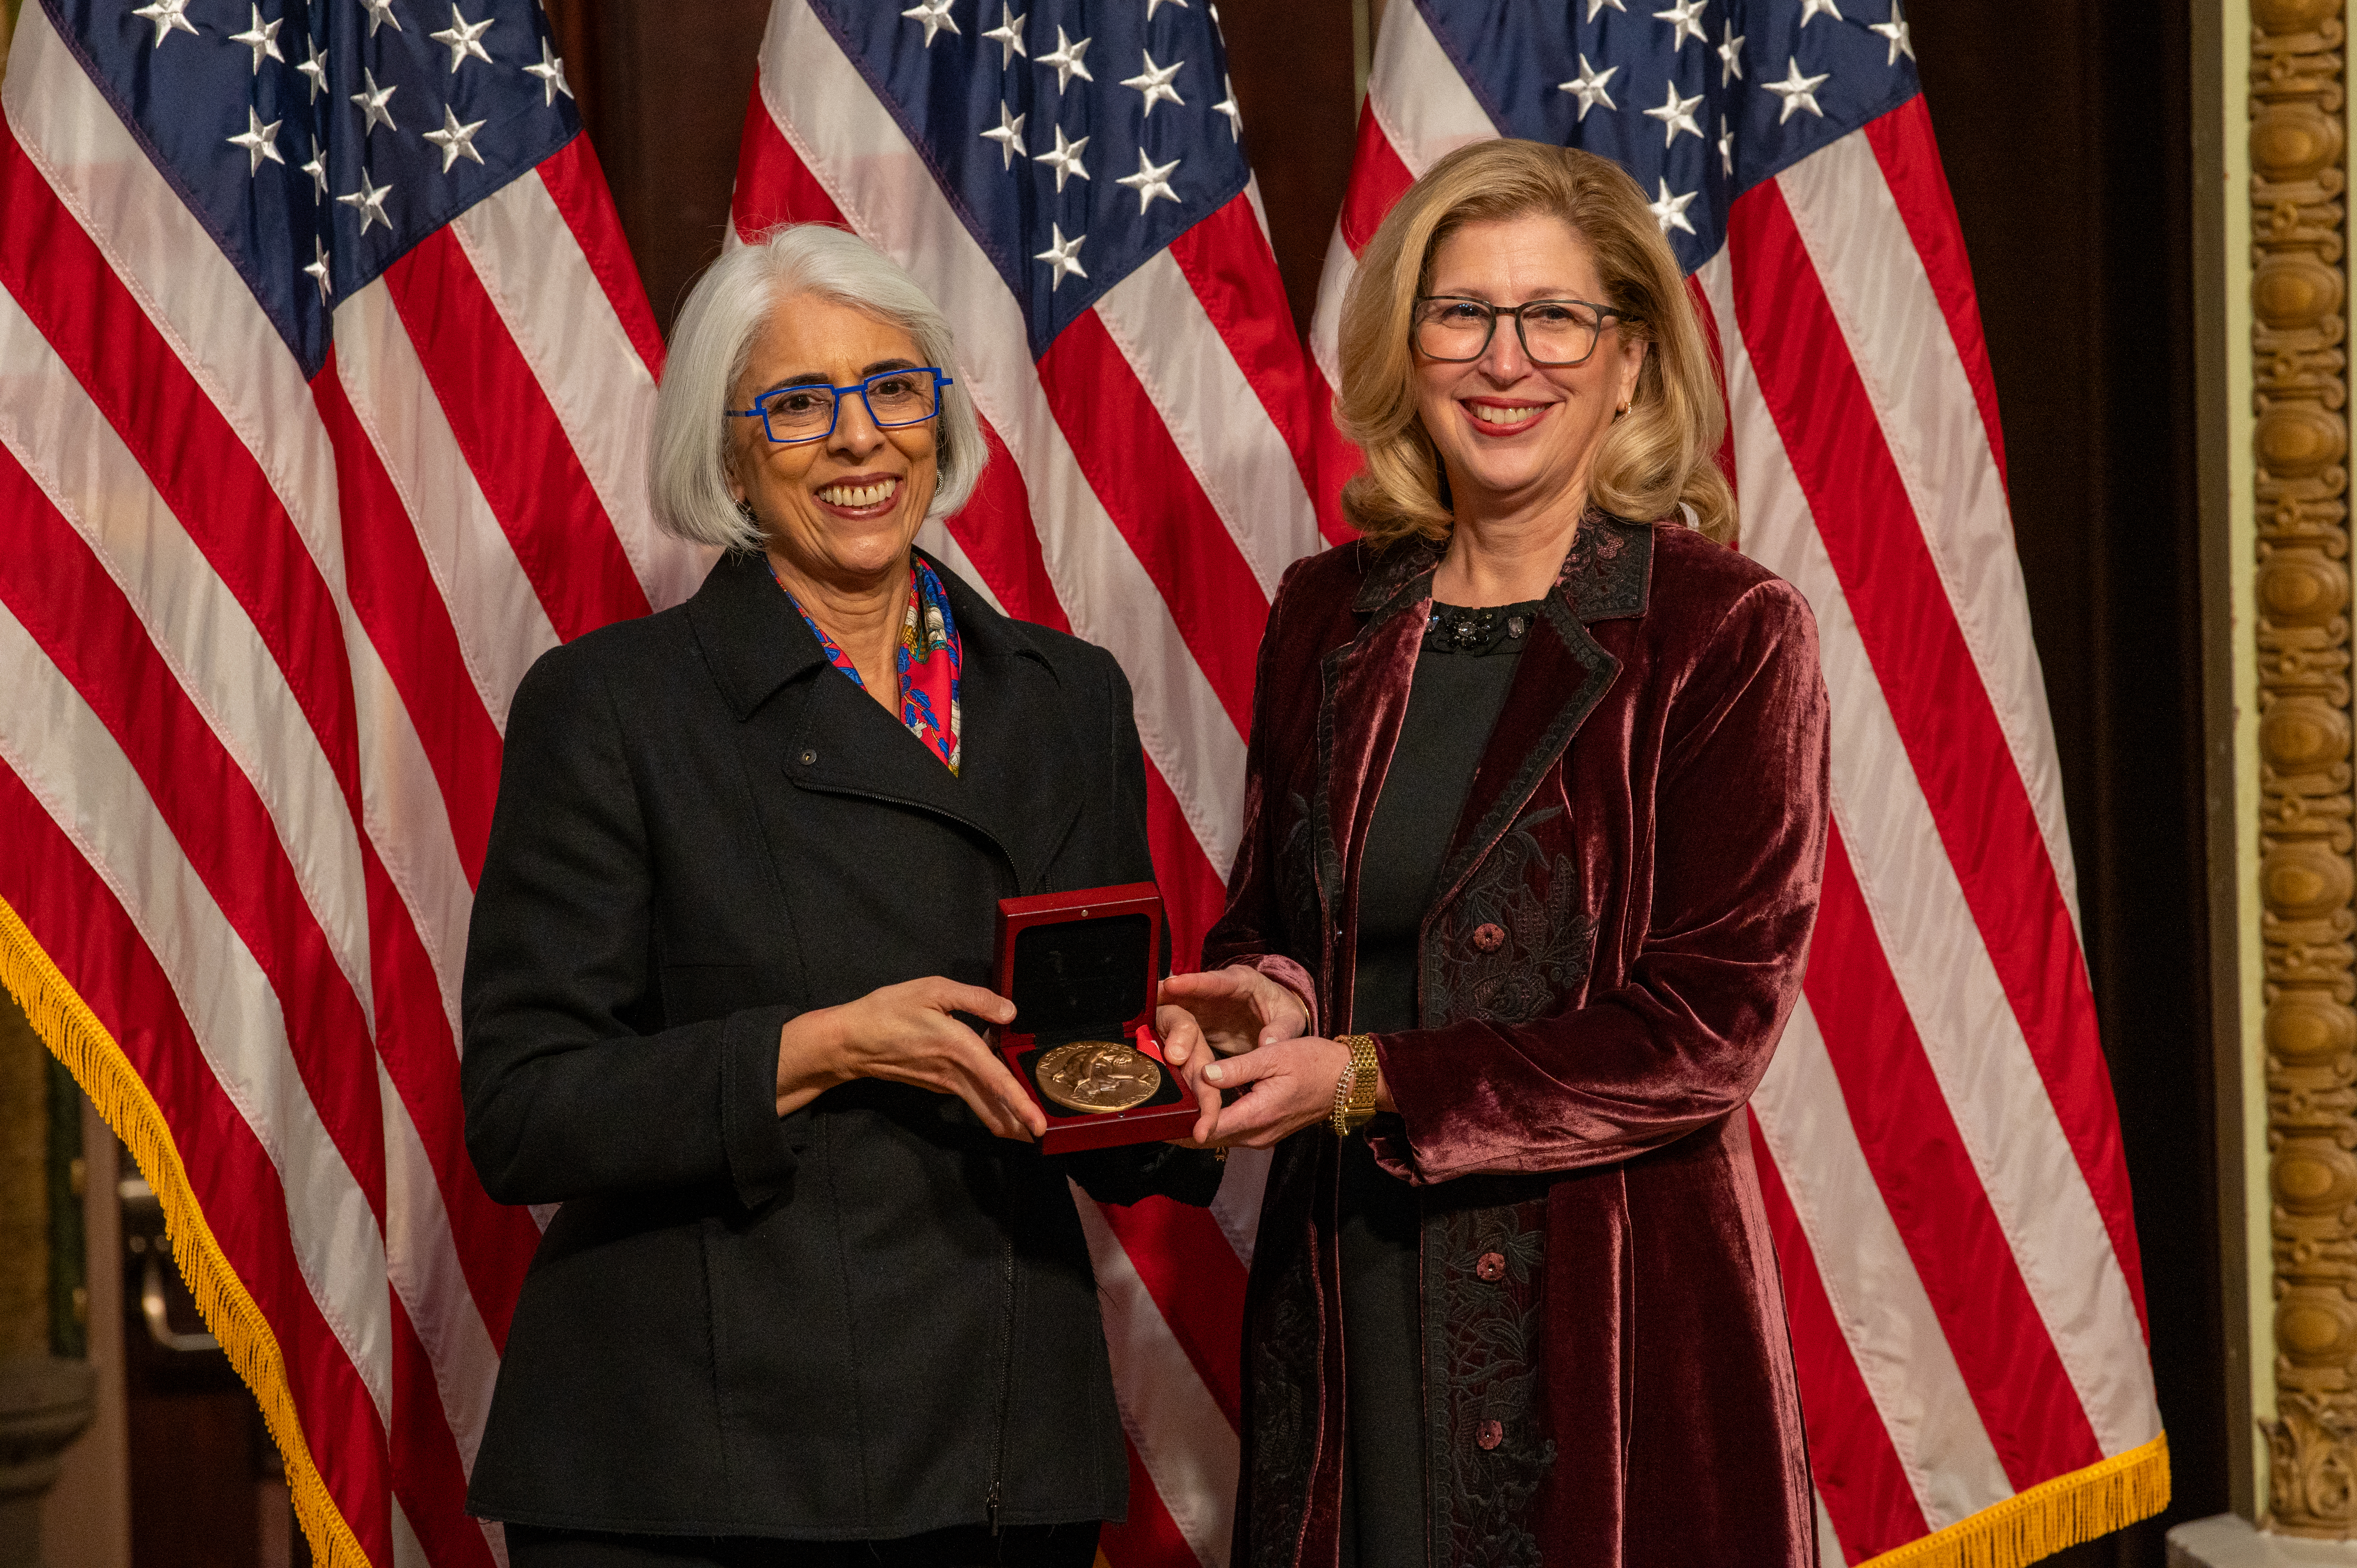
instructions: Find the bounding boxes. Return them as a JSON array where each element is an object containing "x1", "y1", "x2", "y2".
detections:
[{"x1": 736, "y1": 499, "x2": 758, "y2": 523}]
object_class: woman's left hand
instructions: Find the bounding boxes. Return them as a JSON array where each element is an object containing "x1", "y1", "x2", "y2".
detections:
[{"x1": 1192, "y1": 1035, "x2": 1354, "y2": 1149}]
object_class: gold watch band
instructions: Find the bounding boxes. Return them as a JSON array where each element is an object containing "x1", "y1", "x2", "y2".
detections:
[{"x1": 1330, "y1": 1033, "x2": 1382, "y2": 1137}]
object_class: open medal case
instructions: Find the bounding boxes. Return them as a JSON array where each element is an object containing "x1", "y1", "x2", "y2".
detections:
[{"x1": 993, "y1": 882, "x2": 1197, "y2": 1154}]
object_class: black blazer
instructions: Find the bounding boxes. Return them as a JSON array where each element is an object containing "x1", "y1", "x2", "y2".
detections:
[{"x1": 461, "y1": 548, "x2": 1220, "y2": 1539}]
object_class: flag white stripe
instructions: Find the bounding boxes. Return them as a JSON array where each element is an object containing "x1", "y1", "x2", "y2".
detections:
[
  {"x1": 1707, "y1": 254, "x2": 2157, "y2": 1452},
  {"x1": 1365, "y1": 2, "x2": 1496, "y2": 172},
  {"x1": 1075, "y1": 1189, "x2": 1237, "y2": 1568},
  {"x1": 0, "y1": 290, "x2": 376, "y2": 1032},
  {"x1": 1772, "y1": 139, "x2": 2080, "y2": 925},
  {"x1": 756, "y1": 0, "x2": 1248, "y2": 878},
  {"x1": 389, "y1": 1499, "x2": 431, "y2": 1568},
  {"x1": 1207, "y1": 1146, "x2": 1269, "y2": 1271},
  {"x1": 449, "y1": 176, "x2": 713, "y2": 615},
  {"x1": 0, "y1": 597, "x2": 393, "y2": 1426},
  {"x1": 349, "y1": 632, "x2": 473, "y2": 1043},
  {"x1": 1753, "y1": 1001, "x2": 2014, "y2": 1528},
  {"x1": 1811, "y1": 1490, "x2": 1845, "y2": 1568},
  {"x1": 335, "y1": 278, "x2": 561, "y2": 732},
  {"x1": 1095, "y1": 251, "x2": 1324, "y2": 595},
  {"x1": 1307, "y1": 229, "x2": 1353, "y2": 393},
  {"x1": 381, "y1": 1060, "x2": 501, "y2": 1472}
]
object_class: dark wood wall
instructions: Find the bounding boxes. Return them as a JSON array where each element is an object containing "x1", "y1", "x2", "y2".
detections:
[{"x1": 557, "y1": 6, "x2": 2222, "y2": 1563}]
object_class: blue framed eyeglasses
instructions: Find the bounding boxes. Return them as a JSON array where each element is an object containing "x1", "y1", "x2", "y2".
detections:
[{"x1": 726, "y1": 367, "x2": 953, "y2": 445}]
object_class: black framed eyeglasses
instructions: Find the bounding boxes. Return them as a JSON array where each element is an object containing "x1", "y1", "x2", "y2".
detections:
[
  {"x1": 1411, "y1": 296, "x2": 1631, "y2": 368},
  {"x1": 726, "y1": 367, "x2": 953, "y2": 445}
]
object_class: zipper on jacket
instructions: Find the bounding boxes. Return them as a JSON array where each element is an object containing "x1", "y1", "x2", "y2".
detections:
[{"x1": 987, "y1": 1226, "x2": 1016, "y2": 1532}]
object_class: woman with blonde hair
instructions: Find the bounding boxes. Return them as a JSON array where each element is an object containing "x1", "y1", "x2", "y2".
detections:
[{"x1": 1157, "y1": 140, "x2": 1830, "y2": 1564}]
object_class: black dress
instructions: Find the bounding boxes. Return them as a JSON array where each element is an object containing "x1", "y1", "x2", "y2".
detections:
[{"x1": 1336, "y1": 600, "x2": 1539, "y2": 1568}]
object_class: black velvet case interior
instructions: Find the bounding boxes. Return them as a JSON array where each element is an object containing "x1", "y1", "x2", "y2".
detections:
[{"x1": 1006, "y1": 912, "x2": 1181, "y2": 1110}]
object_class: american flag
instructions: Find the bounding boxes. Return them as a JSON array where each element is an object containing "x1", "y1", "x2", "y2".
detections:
[
  {"x1": 1302, "y1": 4, "x2": 2169, "y2": 1565},
  {"x1": 0, "y1": 0, "x2": 707, "y2": 1564}
]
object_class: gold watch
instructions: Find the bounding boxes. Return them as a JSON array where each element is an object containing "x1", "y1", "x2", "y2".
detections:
[{"x1": 1330, "y1": 1034, "x2": 1381, "y2": 1137}]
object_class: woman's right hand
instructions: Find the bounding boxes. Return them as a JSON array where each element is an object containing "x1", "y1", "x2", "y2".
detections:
[
  {"x1": 774, "y1": 977, "x2": 1046, "y2": 1142},
  {"x1": 1157, "y1": 965, "x2": 1312, "y2": 1144}
]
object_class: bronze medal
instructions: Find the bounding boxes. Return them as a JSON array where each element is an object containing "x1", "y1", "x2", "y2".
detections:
[{"x1": 1035, "y1": 1039, "x2": 1163, "y2": 1115}]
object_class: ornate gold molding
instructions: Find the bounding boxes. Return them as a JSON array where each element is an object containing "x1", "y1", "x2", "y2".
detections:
[{"x1": 2255, "y1": 0, "x2": 2357, "y2": 1535}]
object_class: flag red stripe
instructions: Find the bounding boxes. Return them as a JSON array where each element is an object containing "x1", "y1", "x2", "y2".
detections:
[
  {"x1": 1859, "y1": 99, "x2": 2009, "y2": 491},
  {"x1": 1305, "y1": 369, "x2": 1362, "y2": 541},
  {"x1": 1144, "y1": 764, "x2": 1228, "y2": 976},
  {"x1": 1165, "y1": 193, "x2": 1323, "y2": 498},
  {"x1": 1724, "y1": 180, "x2": 2146, "y2": 1323},
  {"x1": 389, "y1": 1295, "x2": 500, "y2": 1568},
  {"x1": 1807, "y1": 829, "x2": 2103, "y2": 1487},
  {"x1": 733, "y1": 92, "x2": 849, "y2": 234},
  {"x1": 1749, "y1": 1121, "x2": 1927, "y2": 1563},
  {"x1": 0, "y1": 452, "x2": 390, "y2": 1220},
  {"x1": 1339, "y1": 103, "x2": 1415, "y2": 254},
  {"x1": 1039, "y1": 314, "x2": 1266, "y2": 733},
  {"x1": 0, "y1": 122, "x2": 367, "y2": 824},
  {"x1": 534, "y1": 135, "x2": 667, "y2": 379},
  {"x1": 944, "y1": 419, "x2": 1070, "y2": 632},
  {"x1": 362, "y1": 835, "x2": 535, "y2": 1348},
  {"x1": 381, "y1": 230, "x2": 651, "y2": 644},
  {"x1": 313, "y1": 355, "x2": 504, "y2": 887},
  {"x1": 0, "y1": 768, "x2": 395, "y2": 1568},
  {"x1": 1092, "y1": 1196, "x2": 1247, "y2": 1429}
]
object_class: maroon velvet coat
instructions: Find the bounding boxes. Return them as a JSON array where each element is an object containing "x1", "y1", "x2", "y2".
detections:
[{"x1": 1202, "y1": 514, "x2": 1830, "y2": 1568}]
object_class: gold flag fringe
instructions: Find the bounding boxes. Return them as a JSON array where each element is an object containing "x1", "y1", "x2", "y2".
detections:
[
  {"x1": 0, "y1": 894, "x2": 373, "y2": 1568},
  {"x1": 1859, "y1": 1433, "x2": 2171, "y2": 1568}
]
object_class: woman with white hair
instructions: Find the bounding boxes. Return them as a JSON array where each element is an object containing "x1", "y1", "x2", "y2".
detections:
[{"x1": 458, "y1": 224, "x2": 1219, "y2": 1568}]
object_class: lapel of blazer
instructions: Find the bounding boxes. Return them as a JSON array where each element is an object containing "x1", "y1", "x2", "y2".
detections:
[
  {"x1": 686, "y1": 548, "x2": 1081, "y2": 892},
  {"x1": 1427, "y1": 513, "x2": 1654, "y2": 915}
]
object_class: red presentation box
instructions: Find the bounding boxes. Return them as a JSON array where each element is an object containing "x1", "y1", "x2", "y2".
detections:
[{"x1": 993, "y1": 882, "x2": 1198, "y2": 1154}]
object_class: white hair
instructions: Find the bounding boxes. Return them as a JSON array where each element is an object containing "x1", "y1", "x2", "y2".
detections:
[{"x1": 649, "y1": 224, "x2": 987, "y2": 551}]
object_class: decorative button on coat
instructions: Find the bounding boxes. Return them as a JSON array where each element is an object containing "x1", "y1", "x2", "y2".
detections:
[
  {"x1": 1476, "y1": 1420, "x2": 1503, "y2": 1451},
  {"x1": 1472, "y1": 922, "x2": 1506, "y2": 952},
  {"x1": 1475, "y1": 1251, "x2": 1506, "y2": 1282}
]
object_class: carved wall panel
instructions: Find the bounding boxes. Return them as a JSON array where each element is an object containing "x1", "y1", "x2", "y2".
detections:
[{"x1": 2255, "y1": 0, "x2": 2357, "y2": 1535}]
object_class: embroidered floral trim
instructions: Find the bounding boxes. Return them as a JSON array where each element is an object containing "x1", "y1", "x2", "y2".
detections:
[
  {"x1": 1424, "y1": 807, "x2": 1594, "y2": 1027},
  {"x1": 1423, "y1": 1195, "x2": 1555, "y2": 1568}
]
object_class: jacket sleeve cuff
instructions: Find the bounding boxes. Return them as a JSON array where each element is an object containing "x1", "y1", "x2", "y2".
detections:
[
  {"x1": 721, "y1": 1004, "x2": 803, "y2": 1208},
  {"x1": 1236, "y1": 953, "x2": 1319, "y2": 1037}
]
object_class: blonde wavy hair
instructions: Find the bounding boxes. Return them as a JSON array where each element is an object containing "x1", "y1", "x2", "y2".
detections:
[{"x1": 1336, "y1": 139, "x2": 1735, "y2": 546}]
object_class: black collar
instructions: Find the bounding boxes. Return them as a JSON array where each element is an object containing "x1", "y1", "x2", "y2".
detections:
[
  {"x1": 1350, "y1": 511, "x2": 1657, "y2": 629},
  {"x1": 686, "y1": 546, "x2": 1057, "y2": 724}
]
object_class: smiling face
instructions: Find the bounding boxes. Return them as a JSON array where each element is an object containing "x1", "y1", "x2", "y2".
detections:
[
  {"x1": 726, "y1": 293, "x2": 940, "y2": 594},
  {"x1": 1413, "y1": 212, "x2": 1646, "y2": 526}
]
